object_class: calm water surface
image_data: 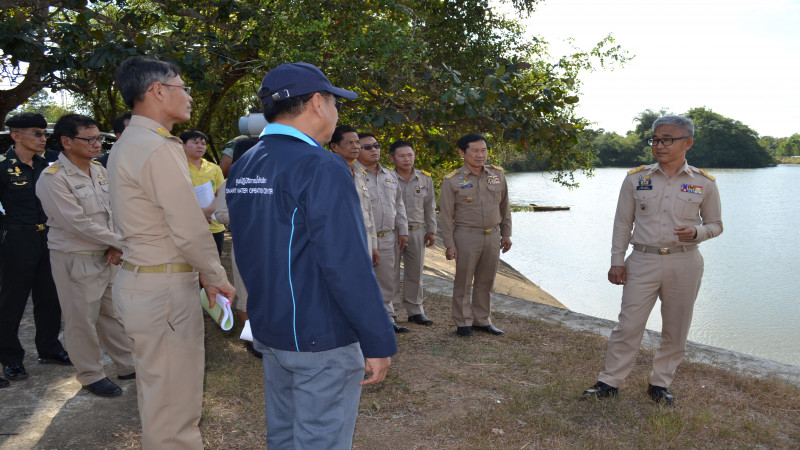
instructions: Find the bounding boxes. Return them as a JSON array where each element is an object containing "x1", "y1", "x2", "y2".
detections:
[{"x1": 502, "y1": 165, "x2": 800, "y2": 367}]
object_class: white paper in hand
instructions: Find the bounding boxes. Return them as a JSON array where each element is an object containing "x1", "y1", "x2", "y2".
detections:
[{"x1": 240, "y1": 320, "x2": 253, "y2": 342}]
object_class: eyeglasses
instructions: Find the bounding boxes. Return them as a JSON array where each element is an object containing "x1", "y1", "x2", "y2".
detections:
[
  {"x1": 162, "y1": 83, "x2": 192, "y2": 95},
  {"x1": 15, "y1": 131, "x2": 49, "y2": 139},
  {"x1": 72, "y1": 136, "x2": 105, "y2": 145},
  {"x1": 362, "y1": 143, "x2": 381, "y2": 150},
  {"x1": 334, "y1": 98, "x2": 343, "y2": 111},
  {"x1": 647, "y1": 136, "x2": 689, "y2": 146}
]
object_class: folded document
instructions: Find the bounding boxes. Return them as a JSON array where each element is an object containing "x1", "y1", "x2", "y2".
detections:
[{"x1": 200, "y1": 289, "x2": 234, "y2": 331}]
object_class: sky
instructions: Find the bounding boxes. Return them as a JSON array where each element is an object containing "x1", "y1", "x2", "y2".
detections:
[{"x1": 512, "y1": 0, "x2": 800, "y2": 137}]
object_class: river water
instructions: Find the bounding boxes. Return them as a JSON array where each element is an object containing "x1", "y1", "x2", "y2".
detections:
[{"x1": 502, "y1": 165, "x2": 800, "y2": 367}]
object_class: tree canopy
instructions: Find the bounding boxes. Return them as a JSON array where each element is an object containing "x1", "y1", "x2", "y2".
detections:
[{"x1": 2, "y1": 0, "x2": 629, "y2": 181}]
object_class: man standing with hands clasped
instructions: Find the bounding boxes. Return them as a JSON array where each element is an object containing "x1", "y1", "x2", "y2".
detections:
[
  {"x1": 583, "y1": 115, "x2": 722, "y2": 405},
  {"x1": 108, "y1": 56, "x2": 235, "y2": 448},
  {"x1": 227, "y1": 62, "x2": 396, "y2": 449},
  {"x1": 388, "y1": 140, "x2": 437, "y2": 326},
  {"x1": 356, "y1": 132, "x2": 410, "y2": 333},
  {"x1": 36, "y1": 114, "x2": 135, "y2": 398},
  {"x1": 440, "y1": 133, "x2": 512, "y2": 337}
]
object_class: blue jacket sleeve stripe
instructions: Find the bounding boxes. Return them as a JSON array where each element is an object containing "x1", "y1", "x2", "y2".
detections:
[{"x1": 289, "y1": 207, "x2": 300, "y2": 351}]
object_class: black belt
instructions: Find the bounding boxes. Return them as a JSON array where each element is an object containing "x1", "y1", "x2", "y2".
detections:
[{"x1": 3, "y1": 223, "x2": 47, "y2": 232}]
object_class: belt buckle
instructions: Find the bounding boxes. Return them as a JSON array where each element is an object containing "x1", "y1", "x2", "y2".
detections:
[
  {"x1": 35, "y1": 224, "x2": 46, "y2": 231},
  {"x1": 483, "y1": 228, "x2": 492, "y2": 235},
  {"x1": 377, "y1": 233, "x2": 385, "y2": 238},
  {"x1": 658, "y1": 248, "x2": 670, "y2": 255}
]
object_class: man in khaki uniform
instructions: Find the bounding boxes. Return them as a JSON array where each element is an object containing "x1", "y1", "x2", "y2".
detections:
[
  {"x1": 329, "y1": 125, "x2": 378, "y2": 264},
  {"x1": 356, "y1": 132, "x2": 409, "y2": 333},
  {"x1": 36, "y1": 114, "x2": 135, "y2": 397},
  {"x1": 389, "y1": 140, "x2": 436, "y2": 326},
  {"x1": 440, "y1": 133, "x2": 512, "y2": 337},
  {"x1": 108, "y1": 56, "x2": 235, "y2": 449},
  {"x1": 583, "y1": 115, "x2": 722, "y2": 405}
]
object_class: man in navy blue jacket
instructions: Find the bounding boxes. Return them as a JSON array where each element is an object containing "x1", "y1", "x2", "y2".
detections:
[{"x1": 227, "y1": 63, "x2": 397, "y2": 449}]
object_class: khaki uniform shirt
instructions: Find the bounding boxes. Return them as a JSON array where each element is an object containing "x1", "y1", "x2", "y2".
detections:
[
  {"x1": 440, "y1": 164, "x2": 512, "y2": 248},
  {"x1": 35, "y1": 152, "x2": 121, "y2": 252},
  {"x1": 107, "y1": 115, "x2": 227, "y2": 286},
  {"x1": 611, "y1": 161, "x2": 723, "y2": 266},
  {"x1": 355, "y1": 161, "x2": 408, "y2": 235},
  {"x1": 396, "y1": 168, "x2": 437, "y2": 233},
  {"x1": 353, "y1": 164, "x2": 378, "y2": 252}
]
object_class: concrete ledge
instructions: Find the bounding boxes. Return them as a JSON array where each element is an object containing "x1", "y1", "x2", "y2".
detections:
[{"x1": 423, "y1": 274, "x2": 800, "y2": 386}]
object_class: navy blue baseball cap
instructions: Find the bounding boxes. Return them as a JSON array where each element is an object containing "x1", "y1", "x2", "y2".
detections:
[{"x1": 258, "y1": 62, "x2": 357, "y2": 105}]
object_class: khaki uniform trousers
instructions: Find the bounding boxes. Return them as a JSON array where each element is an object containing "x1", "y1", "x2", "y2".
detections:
[
  {"x1": 452, "y1": 226, "x2": 501, "y2": 327},
  {"x1": 392, "y1": 226, "x2": 426, "y2": 316},
  {"x1": 599, "y1": 248, "x2": 704, "y2": 389},
  {"x1": 49, "y1": 250, "x2": 134, "y2": 386},
  {"x1": 375, "y1": 231, "x2": 398, "y2": 317},
  {"x1": 113, "y1": 268, "x2": 204, "y2": 450},
  {"x1": 231, "y1": 246, "x2": 248, "y2": 313}
]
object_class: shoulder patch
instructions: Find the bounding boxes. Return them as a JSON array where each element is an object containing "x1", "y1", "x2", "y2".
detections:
[
  {"x1": 627, "y1": 165, "x2": 645, "y2": 175},
  {"x1": 444, "y1": 169, "x2": 458, "y2": 179},
  {"x1": 699, "y1": 168, "x2": 715, "y2": 181},
  {"x1": 44, "y1": 162, "x2": 61, "y2": 174},
  {"x1": 91, "y1": 160, "x2": 102, "y2": 165},
  {"x1": 0, "y1": 155, "x2": 5, "y2": 162},
  {"x1": 489, "y1": 164, "x2": 504, "y2": 171},
  {"x1": 421, "y1": 169, "x2": 431, "y2": 177}
]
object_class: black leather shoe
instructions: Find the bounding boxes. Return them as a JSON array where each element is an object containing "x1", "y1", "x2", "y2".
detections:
[
  {"x1": 393, "y1": 323, "x2": 410, "y2": 333},
  {"x1": 472, "y1": 324, "x2": 505, "y2": 335},
  {"x1": 117, "y1": 372, "x2": 136, "y2": 380},
  {"x1": 647, "y1": 384, "x2": 675, "y2": 405},
  {"x1": 0, "y1": 377, "x2": 9, "y2": 388},
  {"x1": 85, "y1": 377, "x2": 123, "y2": 397},
  {"x1": 245, "y1": 341, "x2": 263, "y2": 359},
  {"x1": 38, "y1": 350, "x2": 72, "y2": 366},
  {"x1": 3, "y1": 362, "x2": 28, "y2": 380},
  {"x1": 408, "y1": 314, "x2": 434, "y2": 326},
  {"x1": 582, "y1": 381, "x2": 619, "y2": 399},
  {"x1": 456, "y1": 326, "x2": 473, "y2": 337}
]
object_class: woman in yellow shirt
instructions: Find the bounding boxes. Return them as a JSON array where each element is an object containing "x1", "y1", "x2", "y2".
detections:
[{"x1": 180, "y1": 130, "x2": 226, "y2": 255}]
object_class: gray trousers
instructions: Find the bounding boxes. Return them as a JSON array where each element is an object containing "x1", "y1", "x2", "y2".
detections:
[{"x1": 254, "y1": 340, "x2": 365, "y2": 450}]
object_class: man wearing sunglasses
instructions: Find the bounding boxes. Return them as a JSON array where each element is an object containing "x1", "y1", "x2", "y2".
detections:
[
  {"x1": 36, "y1": 113, "x2": 135, "y2": 398},
  {"x1": 583, "y1": 115, "x2": 723, "y2": 405},
  {"x1": 356, "y1": 133, "x2": 410, "y2": 333},
  {"x1": 0, "y1": 113, "x2": 71, "y2": 386}
]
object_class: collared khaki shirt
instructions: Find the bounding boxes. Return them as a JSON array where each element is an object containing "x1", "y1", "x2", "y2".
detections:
[
  {"x1": 107, "y1": 115, "x2": 227, "y2": 286},
  {"x1": 355, "y1": 161, "x2": 408, "y2": 235},
  {"x1": 36, "y1": 152, "x2": 121, "y2": 252},
  {"x1": 440, "y1": 164, "x2": 512, "y2": 249},
  {"x1": 611, "y1": 161, "x2": 723, "y2": 266},
  {"x1": 353, "y1": 164, "x2": 378, "y2": 252},
  {"x1": 396, "y1": 167, "x2": 436, "y2": 234}
]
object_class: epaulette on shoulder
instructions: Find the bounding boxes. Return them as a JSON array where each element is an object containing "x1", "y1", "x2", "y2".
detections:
[
  {"x1": 698, "y1": 168, "x2": 715, "y2": 181},
  {"x1": 357, "y1": 165, "x2": 368, "y2": 175},
  {"x1": 43, "y1": 162, "x2": 61, "y2": 174},
  {"x1": 444, "y1": 169, "x2": 458, "y2": 179},
  {"x1": 156, "y1": 127, "x2": 173, "y2": 138},
  {"x1": 0, "y1": 155, "x2": 5, "y2": 163},
  {"x1": 489, "y1": 163, "x2": 504, "y2": 171},
  {"x1": 421, "y1": 169, "x2": 431, "y2": 177},
  {"x1": 91, "y1": 160, "x2": 102, "y2": 165},
  {"x1": 627, "y1": 165, "x2": 645, "y2": 176}
]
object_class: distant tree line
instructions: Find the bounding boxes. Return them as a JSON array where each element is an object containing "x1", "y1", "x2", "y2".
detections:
[{"x1": 499, "y1": 107, "x2": 794, "y2": 171}]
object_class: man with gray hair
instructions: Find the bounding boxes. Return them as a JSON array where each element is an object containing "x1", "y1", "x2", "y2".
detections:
[
  {"x1": 108, "y1": 56, "x2": 234, "y2": 448},
  {"x1": 583, "y1": 115, "x2": 723, "y2": 405}
]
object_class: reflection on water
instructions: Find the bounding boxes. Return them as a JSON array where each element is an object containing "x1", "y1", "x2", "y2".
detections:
[{"x1": 502, "y1": 166, "x2": 800, "y2": 367}]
